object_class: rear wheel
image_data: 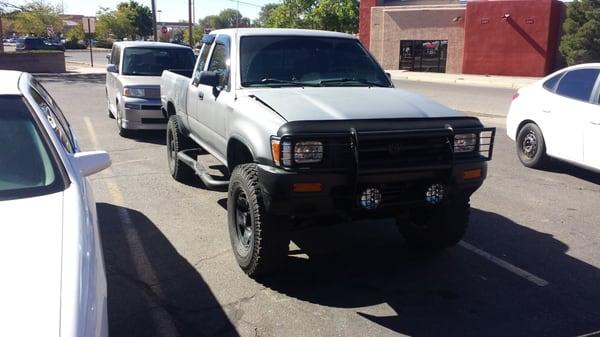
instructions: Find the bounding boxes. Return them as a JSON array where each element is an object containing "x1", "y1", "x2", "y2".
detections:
[
  {"x1": 228, "y1": 164, "x2": 290, "y2": 278},
  {"x1": 166, "y1": 116, "x2": 196, "y2": 183},
  {"x1": 398, "y1": 194, "x2": 470, "y2": 251},
  {"x1": 516, "y1": 123, "x2": 547, "y2": 168}
]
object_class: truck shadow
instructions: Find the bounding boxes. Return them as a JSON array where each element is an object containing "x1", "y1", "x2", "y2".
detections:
[
  {"x1": 258, "y1": 208, "x2": 600, "y2": 337},
  {"x1": 97, "y1": 203, "x2": 239, "y2": 337}
]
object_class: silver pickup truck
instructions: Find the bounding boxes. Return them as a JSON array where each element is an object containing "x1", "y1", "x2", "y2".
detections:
[{"x1": 161, "y1": 28, "x2": 495, "y2": 278}]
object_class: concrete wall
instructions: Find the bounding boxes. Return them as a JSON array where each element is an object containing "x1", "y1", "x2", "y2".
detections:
[
  {"x1": 370, "y1": 5, "x2": 466, "y2": 73},
  {"x1": 0, "y1": 52, "x2": 66, "y2": 73},
  {"x1": 462, "y1": 0, "x2": 564, "y2": 76}
]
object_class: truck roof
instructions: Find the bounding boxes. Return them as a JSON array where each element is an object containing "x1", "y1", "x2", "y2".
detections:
[
  {"x1": 112, "y1": 41, "x2": 193, "y2": 49},
  {"x1": 209, "y1": 28, "x2": 356, "y2": 40},
  {"x1": 0, "y1": 70, "x2": 23, "y2": 96}
]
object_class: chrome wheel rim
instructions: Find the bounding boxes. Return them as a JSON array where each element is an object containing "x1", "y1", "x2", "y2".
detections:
[
  {"x1": 522, "y1": 131, "x2": 538, "y2": 159},
  {"x1": 167, "y1": 129, "x2": 176, "y2": 171}
]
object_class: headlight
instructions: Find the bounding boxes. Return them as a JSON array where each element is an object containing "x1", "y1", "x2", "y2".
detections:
[
  {"x1": 123, "y1": 87, "x2": 146, "y2": 97},
  {"x1": 454, "y1": 134, "x2": 477, "y2": 153},
  {"x1": 294, "y1": 141, "x2": 323, "y2": 164}
]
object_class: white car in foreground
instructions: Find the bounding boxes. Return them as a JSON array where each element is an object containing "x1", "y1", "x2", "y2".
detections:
[
  {"x1": 507, "y1": 63, "x2": 600, "y2": 172},
  {"x1": 0, "y1": 71, "x2": 111, "y2": 337}
]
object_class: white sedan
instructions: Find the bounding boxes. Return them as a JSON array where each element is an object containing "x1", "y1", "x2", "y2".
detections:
[
  {"x1": 507, "y1": 63, "x2": 600, "y2": 172},
  {"x1": 0, "y1": 71, "x2": 111, "y2": 337}
]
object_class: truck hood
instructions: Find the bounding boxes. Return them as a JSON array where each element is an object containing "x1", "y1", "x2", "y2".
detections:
[
  {"x1": 119, "y1": 75, "x2": 161, "y2": 87},
  {"x1": 0, "y1": 191, "x2": 64, "y2": 337},
  {"x1": 244, "y1": 87, "x2": 463, "y2": 121}
]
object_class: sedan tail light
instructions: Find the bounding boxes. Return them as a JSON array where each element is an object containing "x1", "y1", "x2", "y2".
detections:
[{"x1": 512, "y1": 91, "x2": 520, "y2": 100}]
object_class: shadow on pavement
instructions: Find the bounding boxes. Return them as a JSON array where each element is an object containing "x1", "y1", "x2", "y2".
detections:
[
  {"x1": 129, "y1": 130, "x2": 167, "y2": 146},
  {"x1": 97, "y1": 203, "x2": 239, "y2": 337},
  {"x1": 256, "y1": 208, "x2": 600, "y2": 337},
  {"x1": 543, "y1": 160, "x2": 600, "y2": 185},
  {"x1": 34, "y1": 73, "x2": 106, "y2": 84}
]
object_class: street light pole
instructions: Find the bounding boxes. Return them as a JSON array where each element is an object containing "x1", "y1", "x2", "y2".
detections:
[
  {"x1": 188, "y1": 0, "x2": 193, "y2": 47},
  {"x1": 151, "y1": 0, "x2": 157, "y2": 41}
]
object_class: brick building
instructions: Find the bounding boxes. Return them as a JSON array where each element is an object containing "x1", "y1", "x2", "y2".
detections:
[{"x1": 359, "y1": 0, "x2": 565, "y2": 76}]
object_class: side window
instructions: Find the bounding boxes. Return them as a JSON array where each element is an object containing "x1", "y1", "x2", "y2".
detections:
[
  {"x1": 543, "y1": 73, "x2": 563, "y2": 92},
  {"x1": 29, "y1": 87, "x2": 74, "y2": 153},
  {"x1": 556, "y1": 69, "x2": 600, "y2": 102},
  {"x1": 208, "y1": 35, "x2": 231, "y2": 90},
  {"x1": 114, "y1": 47, "x2": 121, "y2": 72},
  {"x1": 192, "y1": 43, "x2": 213, "y2": 85},
  {"x1": 110, "y1": 46, "x2": 117, "y2": 65}
]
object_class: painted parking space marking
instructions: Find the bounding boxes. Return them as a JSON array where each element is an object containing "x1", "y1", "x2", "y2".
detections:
[{"x1": 460, "y1": 240, "x2": 549, "y2": 287}]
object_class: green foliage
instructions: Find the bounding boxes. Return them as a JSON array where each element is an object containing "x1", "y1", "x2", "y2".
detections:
[
  {"x1": 560, "y1": 0, "x2": 600, "y2": 65},
  {"x1": 255, "y1": 3, "x2": 279, "y2": 27},
  {"x1": 261, "y1": 0, "x2": 359, "y2": 33},
  {"x1": 14, "y1": 1, "x2": 62, "y2": 37},
  {"x1": 184, "y1": 9, "x2": 252, "y2": 45},
  {"x1": 65, "y1": 23, "x2": 84, "y2": 42},
  {"x1": 96, "y1": 1, "x2": 153, "y2": 40}
]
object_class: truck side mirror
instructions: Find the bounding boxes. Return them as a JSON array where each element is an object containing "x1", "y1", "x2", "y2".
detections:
[
  {"x1": 106, "y1": 64, "x2": 118, "y2": 73},
  {"x1": 198, "y1": 71, "x2": 220, "y2": 88}
]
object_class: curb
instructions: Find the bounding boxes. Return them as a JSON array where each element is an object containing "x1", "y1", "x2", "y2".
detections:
[{"x1": 388, "y1": 71, "x2": 539, "y2": 90}]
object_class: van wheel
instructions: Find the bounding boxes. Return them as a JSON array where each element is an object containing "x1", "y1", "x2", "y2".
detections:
[
  {"x1": 228, "y1": 163, "x2": 289, "y2": 278},
  {"x1": 167, "y1": 116, "x2": 196, "y2": 182},
  {"x1": 107, "y1": 92, "x2": 115, "y2": 119},
  {"x1": 116, "y1": 107, "x2": 134, "y2": 138},
  {"x1": 517, "y1": 123, "x2": 547, "y2": 168}
]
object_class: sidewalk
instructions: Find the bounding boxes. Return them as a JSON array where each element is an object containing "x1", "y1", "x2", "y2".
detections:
[
  {"x1": 387, "y1": 70, "x2": 540, "y2": 89},
  {"x1": 65, "y1": 61, "x2": 106, "y2": 74}
]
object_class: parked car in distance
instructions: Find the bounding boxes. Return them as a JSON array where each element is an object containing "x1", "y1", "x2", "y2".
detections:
[
  {"x1": 161, "y1": 28, "x2": 496, "y2": 278},
  {"x1": 16, "y1": 37, "x2": 65, "y2": 51},
  {"x1": 105, "y1": 41, "x2": 196, "y2": 137},
  {"x1": 507, "y1": 63, "x2": 600, "y2": 172},
  {"x1": 0, "y1": 71, "x2": 111, "y2": 337}
]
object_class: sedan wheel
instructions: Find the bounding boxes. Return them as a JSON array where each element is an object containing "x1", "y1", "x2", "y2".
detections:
[{"x1": 517, "y1": 123, "x2": 547, "y2": 168}]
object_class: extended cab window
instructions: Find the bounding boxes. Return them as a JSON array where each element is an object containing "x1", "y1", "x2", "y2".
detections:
[
  {"x1": 556, "y1": 69, "x2": 600, "y2": 102},
  {"x1": 207, "y1": 36, "x2": 230, "y2": 90},
  {"x1": 192, "y1": 42, "x2": 213, "y2": 85},
  {"x1": 0, "y1": 96, "x2": 65, "y2": 200}
]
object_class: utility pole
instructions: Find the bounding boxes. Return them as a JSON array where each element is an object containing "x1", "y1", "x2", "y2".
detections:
[
  {"x1": 188, "y1": 0, "x2": 193, "y2": 47},
  {"x1": 151, "y1": 0, "x2": 157, "y2": 41}
]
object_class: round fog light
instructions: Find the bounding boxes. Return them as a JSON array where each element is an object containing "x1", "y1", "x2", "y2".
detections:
[
  {"x1": 425, "y1": 184, "x2": 446, "y2": 205},
  {"x1": 359, "y1": 187, "x2": 382, "y2": 210}
]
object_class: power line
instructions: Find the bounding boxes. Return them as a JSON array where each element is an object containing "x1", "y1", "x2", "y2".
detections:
[{"x1": 223, "y1": 0, "x2": 263, "y2": 8}]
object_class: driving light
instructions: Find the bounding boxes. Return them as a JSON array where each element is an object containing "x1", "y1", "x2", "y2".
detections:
[
  {"x1": 294, "y1": 141, "x2": 323, "y2": 164},
  {"x1": 454, "y1": 134, "x2": 477, "y2": 153},
  {"x1": 425, "y1": 184, "x2": 446, "y2": 205},
  {"x1": 123, "y1": 87, "x2": 146, "y2": 98},
  {"x1": 359, "y1": 187, "x2": 382, "y2": 210}
]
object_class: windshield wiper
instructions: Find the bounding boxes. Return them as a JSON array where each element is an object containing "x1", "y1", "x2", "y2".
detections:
[
  {"x1": 319, "y1": 78, "x2": 387, "y2": 87},
  {"x1": 243, "y1": 78, "x2": 318, "y2": 87}
]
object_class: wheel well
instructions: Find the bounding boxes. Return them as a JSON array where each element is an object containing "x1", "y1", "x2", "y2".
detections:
[
  {"x1": 517, "y1": 119, "x2": 536, "y2": 137},
  {"x1": 227, "y1": 139, "x2": 254, "y2": 172},
  {"x1": 165, "y1": 101, "x2": 176, "y2": 117}
]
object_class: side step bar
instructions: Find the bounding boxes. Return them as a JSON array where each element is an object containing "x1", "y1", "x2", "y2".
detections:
[{"x1": 177, "y1": 150, "x2": 229, "y2": 189}]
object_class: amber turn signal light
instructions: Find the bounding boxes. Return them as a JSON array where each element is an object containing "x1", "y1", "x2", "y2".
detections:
[
  {"x1": 293, "y1": 182, "x2": 322, "y2": 193},
  {"x1": 463, "y1": 169, "x2": 482, "y2": 180}
]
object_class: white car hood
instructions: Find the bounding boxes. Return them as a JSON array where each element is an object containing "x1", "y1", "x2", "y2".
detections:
[
  {"x1": 245, "y1": 87, "x2": 463, "y2": 122},
  {"x1": 0, "y1": 191, "x2": 64, "y2": 337}
]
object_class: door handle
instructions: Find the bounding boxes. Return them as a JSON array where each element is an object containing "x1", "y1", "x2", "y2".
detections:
[
  {"x1": 590, "y1": 121, "x2": 600, "y2": 125},
  {"x1": 198, "y1": 91, "x2": 204, "y2": 100},
  {"x1": 542, "y1": 109, "x2": 551, "y2": 113}
]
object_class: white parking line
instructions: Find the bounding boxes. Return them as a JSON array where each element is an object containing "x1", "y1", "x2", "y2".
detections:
[{"x1": 459, "y1": 241, "x2": 549, "y2": 287}]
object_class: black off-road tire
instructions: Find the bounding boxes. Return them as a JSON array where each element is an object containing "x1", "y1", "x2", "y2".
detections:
[
  {"x1": 166, "y1": 116, "x2": 196, "y2": 182},
  {"x1": 228, "y1": 163, "x2": 290, "y2": 278},
  {"x1": 516, "y1": 123, "x2": 548, "y2": 169},
  {"x1": 398, "y1": 195, "x2": 470, "y2": 251}
]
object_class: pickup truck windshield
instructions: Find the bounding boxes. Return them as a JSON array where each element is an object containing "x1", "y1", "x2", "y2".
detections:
[
  {"x1": 0, "y1": 96, "x2": 64, "y2": 200},
  {"x1": 240, "y1": 36, "x2": 391, "y2": 87},
  {"x1": 122, "y1": 47, "x2": 195, "y2": 76}
]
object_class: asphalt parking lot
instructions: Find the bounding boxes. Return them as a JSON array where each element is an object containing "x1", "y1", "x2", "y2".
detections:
[{"x1": 39, "y1": 74, "x2": 600, "y2": 337}]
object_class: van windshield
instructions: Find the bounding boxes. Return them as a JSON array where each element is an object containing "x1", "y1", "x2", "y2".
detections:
[{"x1": 122, "y1": 47, "x2": 196, "y2": 76}]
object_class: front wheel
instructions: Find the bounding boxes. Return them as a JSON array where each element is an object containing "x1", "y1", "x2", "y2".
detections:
[
  {"x1": 398, "y1": 195, "x2": 470, "y2": 251},
  {"x1": 228, "y1": 164, "x2": 290, "y2": 278},
  {"x1": 166, "y1": 116, "x2": 196, "y2": 183},
  {"x1": 516, "y1": 123, "x2": 548, "y2": 168},
  {"x1": 116, "y1": 106, "x2": 134, "y2": 138}
]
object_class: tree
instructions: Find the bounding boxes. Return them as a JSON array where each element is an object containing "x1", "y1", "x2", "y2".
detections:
[
  {"x1": 262, "y1": 0, "x2": 359, "y2": 33},
  {"x1": 117, "y1": 1, "x2": 153, "y2": 39},
  {"x1": 95, "y1": 1, "x2": 152, "y2": 41},
  {"x1": 65, "y1": 22, "x2": 84, "y2": 42},
  {"x1": 255, "y1": 3, "x2": 279, "y2": 27},
  {"x1": 560, "y1": 0, "x2": 600, "y2": 65},
  {"x1": 197, "y1": 9, "x2": 251, "y2": 31},
  {"x1": 14, "y1": 1, "x2": 62, "y2": 37}
]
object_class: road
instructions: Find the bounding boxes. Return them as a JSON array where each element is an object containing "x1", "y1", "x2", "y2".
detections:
[
  {"x1": 65, "y1": 49, "x2": 109, "y2": 67},
  {"x1": 40, "y1": 74, "x2": 600, "y2": 337}
]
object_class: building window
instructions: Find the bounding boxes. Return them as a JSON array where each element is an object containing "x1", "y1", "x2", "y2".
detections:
[{"x1": 399, "y1": 40, "x2": 448, "y2": 73}]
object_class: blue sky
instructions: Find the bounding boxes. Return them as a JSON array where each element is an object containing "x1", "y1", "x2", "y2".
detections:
[{"x1": 12, "y1": 0, "x2": 279, "y2": 22}]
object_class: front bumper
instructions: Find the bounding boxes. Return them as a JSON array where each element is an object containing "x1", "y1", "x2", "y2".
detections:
[
  {"x1": 257, "y1": 161, "x2": 487, "y2": 220},
  {"x1": 121, "y1": 97, "x2": 167, "y2": 130}
]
